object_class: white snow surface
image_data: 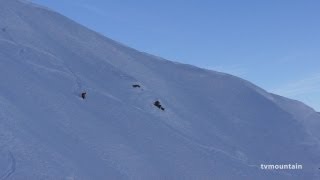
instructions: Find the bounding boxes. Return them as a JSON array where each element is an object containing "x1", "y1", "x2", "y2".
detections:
[{"x1": 0, "y1": 0, "x2": 320, "y2": 179}]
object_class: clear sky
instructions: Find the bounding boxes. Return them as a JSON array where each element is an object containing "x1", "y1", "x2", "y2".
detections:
[{"x1": 31, "y1": 0, "x2": 320, "y2": 111}]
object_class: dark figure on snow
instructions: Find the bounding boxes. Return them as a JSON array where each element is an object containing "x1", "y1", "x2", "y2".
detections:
[
  {"x1": 154, "y1": 101, "x2": 160, "y2": 107},
  {"x1": 154, "y1": 100, "x2": 165, "y2": 111},
  {"x1": 81, "y1": 92, "x2": 87, "y2": 99},
  {"x1": 132, "y1": 84, "x2": 141, "y2": 88}
]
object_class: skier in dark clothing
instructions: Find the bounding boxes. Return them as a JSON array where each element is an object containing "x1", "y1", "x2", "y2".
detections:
[
  {"x1": 132, "y1": 84, "x2": 141, "y2": 88},
  {"x1": 154, "y1": 101, "x2": 161, "y2": 107},
  {"x1": 154, "y1": 100, "x2": 165, "y2": 111},
  {"x1": 81, "y1": 92, "x2": 87, "y2": 99}
]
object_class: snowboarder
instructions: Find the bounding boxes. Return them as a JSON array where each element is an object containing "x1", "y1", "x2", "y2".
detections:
[{"x1": 81, "y1": 92, "x2": 87, "y2": 99}]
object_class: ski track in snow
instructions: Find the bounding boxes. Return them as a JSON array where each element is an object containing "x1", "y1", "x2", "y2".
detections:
[
  {"x1": 0, "y1": 36, "x2": 83, "y2": 94},
  {"x1": 0, "y1": 38, "x2": 16, "y2": 46},
  {"x1": 0, "y1": 152, "x2": 16, "y2": 180}
]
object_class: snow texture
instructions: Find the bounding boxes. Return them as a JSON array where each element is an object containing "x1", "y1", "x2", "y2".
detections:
[{"x1": 0, "y1": 0, "x2": 320, "y2": 179}]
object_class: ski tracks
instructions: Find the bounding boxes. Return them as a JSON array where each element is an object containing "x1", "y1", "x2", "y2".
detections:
[{"x1": 0, "y1": 152, "x2": 16, "y2": 180}]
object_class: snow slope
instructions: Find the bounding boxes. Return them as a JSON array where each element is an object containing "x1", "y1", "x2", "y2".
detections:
[{"x1": 0, "y1": 0, "x2": 320, "y2": 179}]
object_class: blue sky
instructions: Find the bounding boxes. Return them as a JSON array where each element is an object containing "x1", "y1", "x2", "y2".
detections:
[{"x1": 31, "y1": 0, "x2": 320, "y2": 111}]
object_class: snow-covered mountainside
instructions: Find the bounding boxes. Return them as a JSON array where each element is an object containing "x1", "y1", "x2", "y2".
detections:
[{"x1": 1, "y1": 0, "x2": 320, "y2": 179}]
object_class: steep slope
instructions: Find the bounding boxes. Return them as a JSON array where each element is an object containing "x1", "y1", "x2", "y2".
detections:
[
  {"x1": 0, "y1": 0, "x2": 320, "y2": 179},
  {"x1": 271, "y1": 94, "x2": 320, "y2": 143}
]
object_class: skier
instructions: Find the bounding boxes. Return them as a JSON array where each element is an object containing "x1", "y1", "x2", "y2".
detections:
[
  {"x1": 154, "y1": 101, "x2": 160, "y2": 107},
  {"x1": 132, "y1": 84, "x2": 141, "y2": 88},
  {"x1": 154, "y1": 100, "x2": 165, "y2": 111},
  {"x1": 81, "y1": 92, "x2": 87, "y2": 99}
]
